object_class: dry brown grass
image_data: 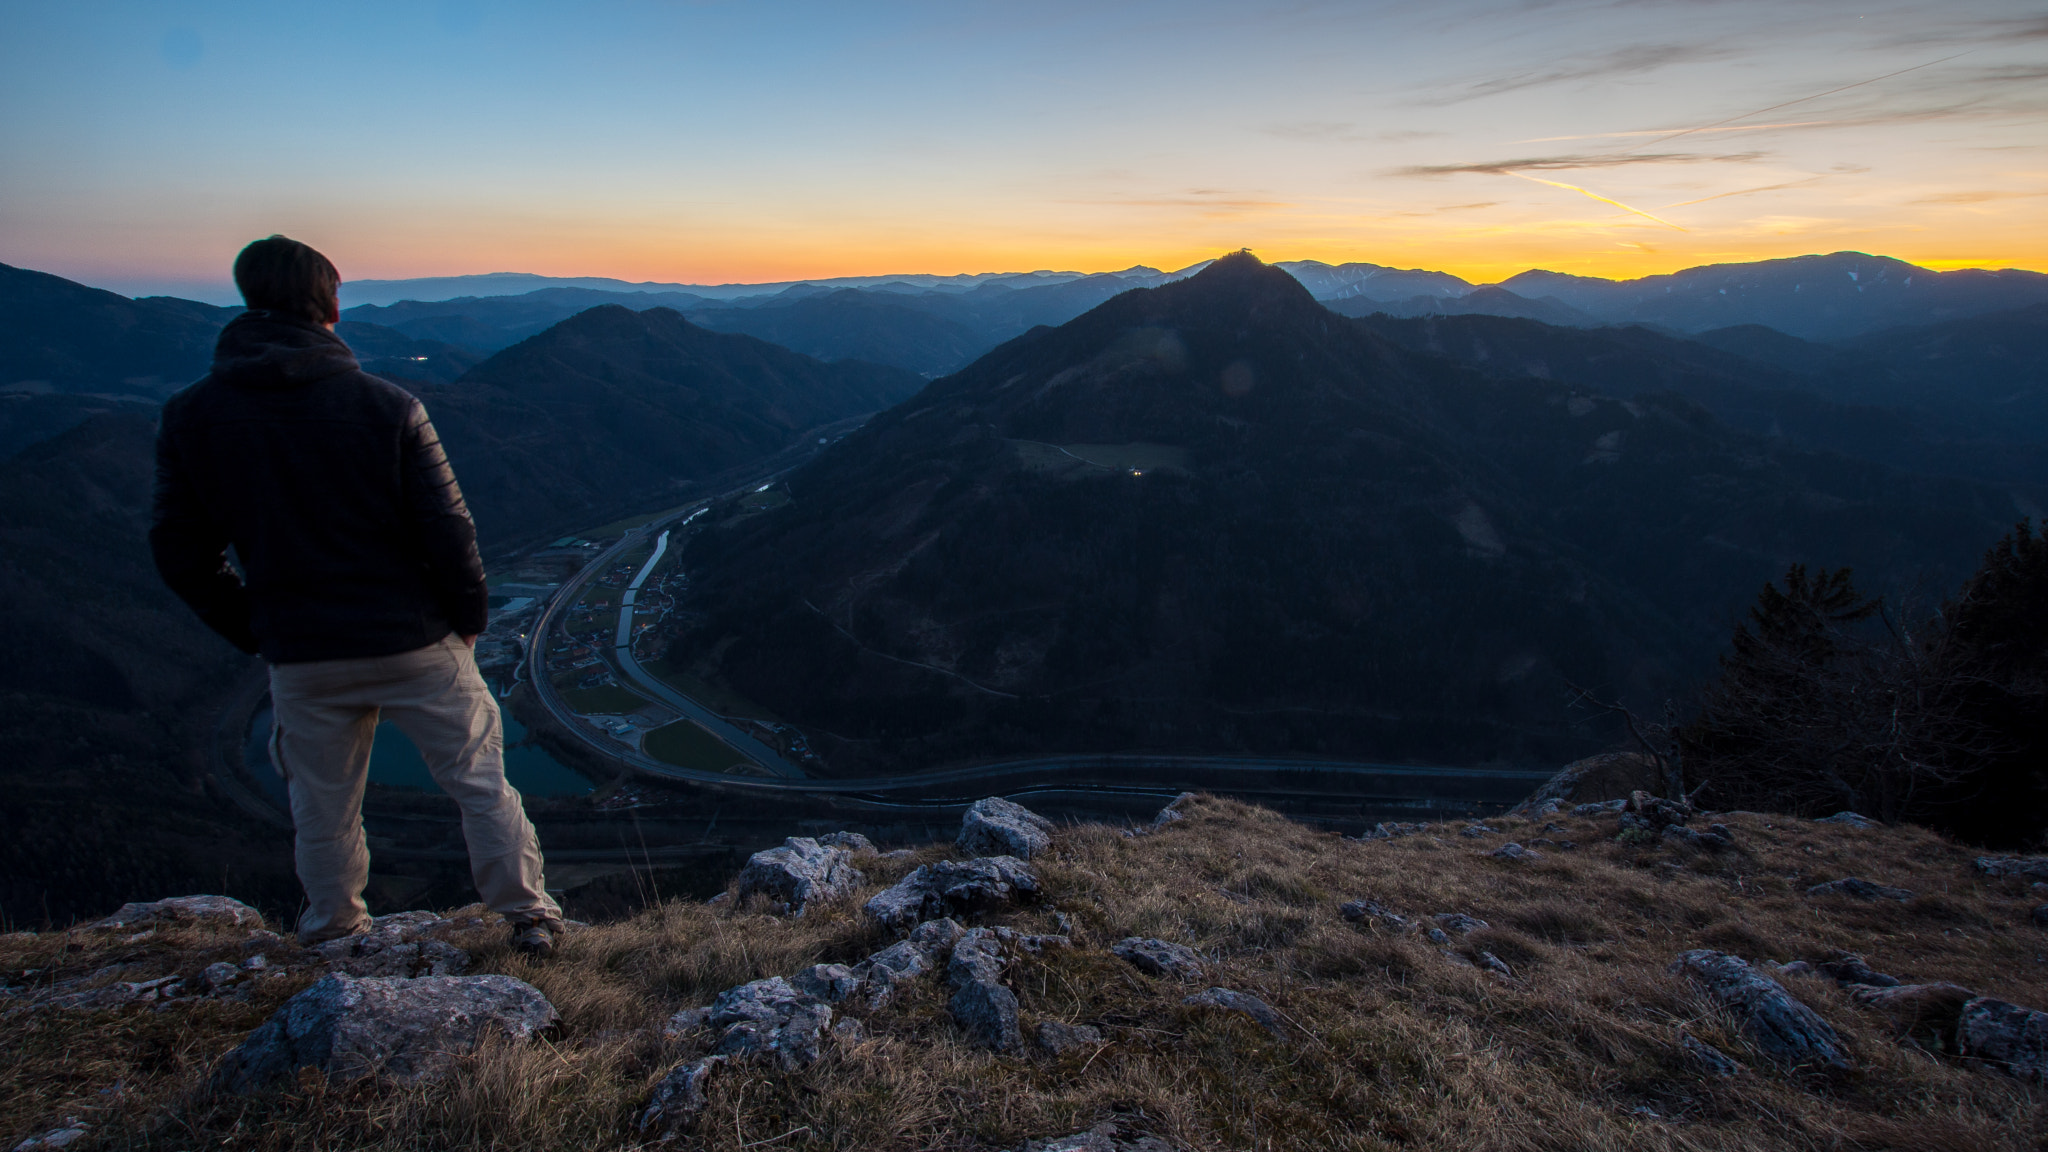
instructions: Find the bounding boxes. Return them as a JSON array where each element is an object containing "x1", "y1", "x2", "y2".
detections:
[{"x1": 4, "y1": 798, "x2": 2045, "y2": 1151}]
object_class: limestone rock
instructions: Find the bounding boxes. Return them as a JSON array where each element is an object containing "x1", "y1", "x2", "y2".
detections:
[
  {"x1": 200, "y1": 962, "x2": 242, "y2": 994},
  {"x1": 816, "y1": 831, "x2": 877, "y2": 854},
  {"x1": 736, "y1": 837, "x2": 864, "y2": 913},
  {"x1": 705, "y1": 977, "x2": 835, "y2": 1071},
  {"x1": 865, "y1": 857, "x2": 1038, "y2": 931},
  {"x1": 1509, "y1": 752, "x2": 1663, "y2": 818},
  {"x1": 1339, "y1": 899, "x2": 1410, "y2": 931},
  {"x1": 1678, "y1": 1031, "x2": 1744, "y2": 1078},
  {"x1": 1813, "y1": 952, "x2": 1900, "y2": 988},
  {"x1": 311, "y1": 912, "x2": 468, "y2": 978},
  {"x1": 1182, "y1": 987, "x2": 1287, "y2": 1041},
  {"x1": 1815, "y1": 812, "x2": 1878, "y2": 829},
  {"x1": 1354, "y1": 822, "x2": 1429, "y2": 840},
  {"x1": 1459, "y1": 825, "x2": 1496, "y2": 838},
  {"x1": 662, "y1": 1006, "x2": 712, "y2": 1041},
  {"x1": 1670, "y1": 950, "x2": 1851, "y2": 1070},
  {"x1": 991, "y1": 926, "x2": 1071, "y2": 954},
  {"x1": 1112, "y1": 937, "x2": 1204, "y2": 980},
  {"x1": 11, "y1": 1122, "x2": 88, "y2": 1151},
  {"x1": 1974, "y1": 856, "x2": 2048, "y2": 881},
  {"x1": 1850, "y1": 983, "x2": 1975, "y2": 1044},
  {"x1": 959, "y1": 797, "x2": 1056, "y2": 860},
  {"x1": 1432, "y1": 913, "x2": 1489, "y2": 936},
  {"x1": 639, "y1": 1055, "x2": 726, "y2": 1134},
  {"x1": 1663, "y1": 825, "x2": 1733, "y2": 851},
  {"x1": 1573, "y1": 799, "x2": 1629, "y2": 816},
  {"x1": 1151, "y1": 792, "x2": 1199, "y2": 828},
  {"x1": 715, "y1": 1000, "x2": 834, "y2": 1070},
  {"x1": 90, "y1": 895, "x2": 264, "y2": 932},
  {"x1": 792, "y1": 963, "x2": 866, "y2": 1003},
  {"x1": 1621, "y1": 790, "x2": 1692, "y2": 833},
  {"x1": 948, "y1": 928, "x2": 1021, "y2": 1051},
  {"x1": 1488, "y1": 842, "x2": 1539, "y2": 861},
  {"x1": 213, "y1": 973, "x2": 557, "y2": 1093},
  {"x1": 1957, "y1": 997, "x2": 2048, "y2": 1082},
  {"x1": 1475, "y1": 951, "x2": 1515, "y2": 977},
  {"x1": 1037, "y1": 1020, "x2": 1104, "y2": 1054},
  {"x1": 862, "y1": 918, "x2": 966, "y2": 1009},
  {"x1": 1806, "y1": 878, "x2": 1913, "y2": 902}
]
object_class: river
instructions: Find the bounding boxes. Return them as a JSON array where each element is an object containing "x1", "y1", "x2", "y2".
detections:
[{"x1": 243, "y1": 703, "x2": 595, "y2": 805}]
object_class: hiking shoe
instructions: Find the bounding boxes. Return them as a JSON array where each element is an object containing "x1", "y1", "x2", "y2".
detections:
[{"x1": 509, "y1": 917, "x2": 563, "y2": 957}]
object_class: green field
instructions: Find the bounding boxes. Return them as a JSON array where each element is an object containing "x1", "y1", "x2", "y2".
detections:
[
  {"x1": 641, "y1": 657, "x2": 778, "y2": 720},
  {"x1": 643, "y1": 719, "x2": 748, "y2": 772},
  {"x1": 581, "y1": 504, "x2": 693, "y2": 540},
  {"x1": 739, "y1": 488, "x2": 791, "y2": 510},
  {"x1": 561, "y1": 684, "x2": 650, "y2": 714}
]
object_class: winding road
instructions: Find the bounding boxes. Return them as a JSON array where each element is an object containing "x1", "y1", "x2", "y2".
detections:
[{"x1": 522, "y1": 488, "x2": 1556, "y2": 808}]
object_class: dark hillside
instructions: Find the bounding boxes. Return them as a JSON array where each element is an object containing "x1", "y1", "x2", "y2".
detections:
[
  {"x1": 665, "y1": 254, "x2": 2018, "y2": 777},
  {"x1": 0, "y1": 262, "x2": 229, "y2": 398},
  {"x1": 414, "y1": 305, "x2": 925, "y2": 550},
  {"x1": 1499, "y1": 252, "x2": 2048, "y2": 340},
  {"x1": 687, "y1": 289, "x2": 986, "y2": 376},
  {"x1": 0, "y1": 414, "x2": 292, "y2": 925},
  {"x1": 1350, "y1": 312, "x2": 2048, "y2": 486}
]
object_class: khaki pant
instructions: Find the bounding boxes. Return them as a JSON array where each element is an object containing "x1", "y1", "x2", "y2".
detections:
[{"x1": 268, "y1": 634, "x2": 561, "y2": 941}]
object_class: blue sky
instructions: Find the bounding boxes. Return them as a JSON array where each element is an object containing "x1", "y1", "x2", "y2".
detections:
[{"x1": 3, "y1": 0, "x2": 2043, "y2": 300}]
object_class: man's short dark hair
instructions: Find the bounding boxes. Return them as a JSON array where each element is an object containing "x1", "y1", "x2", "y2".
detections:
[{"x1": 234, "y1": 235, "x2": 340, "y2": 323}]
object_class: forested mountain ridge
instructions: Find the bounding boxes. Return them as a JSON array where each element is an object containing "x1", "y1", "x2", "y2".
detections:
[
  {"x1": 401, "y1": 304, "x2": 926, "y2": 550},
  {"x1": 664, "y1": 253, "x2": 2025, "y2": 777}
]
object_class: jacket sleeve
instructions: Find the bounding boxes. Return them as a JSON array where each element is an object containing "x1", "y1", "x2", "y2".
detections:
[
  {"x1": 149, "y1": 414, "x2": 260, "y2": 654},
  {"x1": 400, "y1": 400, "x2": 490, "y2": 638}
]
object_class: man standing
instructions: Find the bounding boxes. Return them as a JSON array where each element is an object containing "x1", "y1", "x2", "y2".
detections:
[{"x1": 151, "y1": 235, "x2": 565, "y2": 954}]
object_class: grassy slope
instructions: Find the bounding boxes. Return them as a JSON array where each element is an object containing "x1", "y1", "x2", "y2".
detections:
[{"x1": 4, "y1": 797, "x2": 2043, "y2": 1151}]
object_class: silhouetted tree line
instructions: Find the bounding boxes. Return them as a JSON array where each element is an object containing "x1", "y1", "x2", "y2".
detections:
[{"x1": 1674, "y1": 522, "x2": 2048, "y2": 847}]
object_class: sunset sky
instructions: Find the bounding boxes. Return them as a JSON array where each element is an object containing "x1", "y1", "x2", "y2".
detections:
[{"x1": 3, "y1": 0, "x2": 2043, "y2": 301}]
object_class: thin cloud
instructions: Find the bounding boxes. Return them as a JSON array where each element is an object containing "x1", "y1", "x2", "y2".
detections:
[
  {"x1": 1660, "y1": 175, "x2": 1836, "y2": 208},
  {"x1": 1393, "y1": 151, "x2": 1763, "y2": 177},
  {"x1": 1519, "y1": 120, "x2": 1838, "y2": 143},
  {"x1": 1263, "y1": 121, "x2": 1354, "y2": 141},
  {"x1": 1910, "y1": 190, "x2": 2048, "y2": 204},
  {"x1": 1424, "y1": 41, "x2": 1735, "y2": 106}
]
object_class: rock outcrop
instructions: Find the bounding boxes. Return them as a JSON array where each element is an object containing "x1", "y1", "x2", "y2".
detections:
[
  {"x1": 865, "y1": 856, "x2": 1038, "y2": 931},
  {"x1": 1508, "y1": 752, "x2": 1663, "y2": 817},
  {"x1": 310, "y1": 911, "x2": 469, "y2": 978},
  {"x1": 705, "y1": 977, "x2": 836, "y2": 1070},
  {"x1": 958, "y1": 797, "x2": 1056, "y2": 860},
  {"x1": 948, "y1": 927, "x2": 1022, "y2": 1052},
  {"x1": 1671, "y1": 950, "x2": 1851, "y2": 1071},
  {"x1": 736, "y1": 837, "x2": 865, "y2": 913},
  {"x1": 1958, "y1": 997, "x2": 2048, "y2": 1083},
  {"x1": 90, "y1": 895, "x2": 264, "y2": 932},
  {"x1": 1112, "y1": 937, "x2": 1204, "y2": 981},
  {"x1": 1974, "y1": 856, "x2": 2048, "y2": 881},
  {"x1": 1182, "y1": 987, "x2": 1287, "y2": 1041},
  {"x1": 213, "y1": 973, "x2": 557, "y2": 1093}
]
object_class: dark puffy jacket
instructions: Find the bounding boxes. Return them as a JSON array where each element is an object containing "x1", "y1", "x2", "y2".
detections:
[{"x1": 151, "y1": 311, "x2": 488, "y2": 662}]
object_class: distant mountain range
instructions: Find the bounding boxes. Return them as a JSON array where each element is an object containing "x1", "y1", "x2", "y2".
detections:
[
  {"x1": 326, "y1": 252, "x2": 2048, "y2": 381},
  {"x1": 661, "y1": 253, "x2": 2033, "y2": 776},
  {"x1": 2, "y1": 247, "x2": 2045, "y2": 916}
]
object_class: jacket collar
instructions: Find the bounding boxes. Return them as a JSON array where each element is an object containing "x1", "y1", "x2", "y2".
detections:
[{"x1": 210, "y1": 310, "x2": 360, "y2": 390}]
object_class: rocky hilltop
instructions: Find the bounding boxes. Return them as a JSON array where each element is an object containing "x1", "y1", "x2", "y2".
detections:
[{"x1": 6, "y1": 792, "x2": 2046, "y2": 1151}]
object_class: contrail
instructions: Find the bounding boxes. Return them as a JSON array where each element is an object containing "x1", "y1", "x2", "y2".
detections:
[
  {"x1": 1618, "y1": 51, "x2": 1973, "y2": 155},
  {"x1": 1506, "y1": 172, "x2": 1688, "y2": 230},
  {"x1": 1660, "y1": 175, "x2": 1831, "y2": 208},
  {"x1": 1519, "y1": 120, "x2": 1837, "y2": 143}
]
